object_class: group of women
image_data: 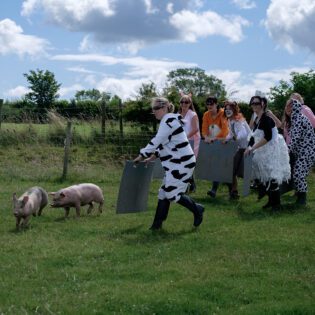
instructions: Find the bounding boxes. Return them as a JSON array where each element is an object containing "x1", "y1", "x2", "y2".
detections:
[{"x1": 134, "y1": 92, "x2": 315, "y2": 230}]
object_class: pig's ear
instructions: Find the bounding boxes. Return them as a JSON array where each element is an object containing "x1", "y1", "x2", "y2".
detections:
[
  {"x1": 22, "y1": 195, "x2": 29, "y2": 206},
  {"x1": 12, "y1": 193, "x2": 17, "y2": 203},
  {"x1": 49, "y1": 192, "x2": 56, "y2": 196}
]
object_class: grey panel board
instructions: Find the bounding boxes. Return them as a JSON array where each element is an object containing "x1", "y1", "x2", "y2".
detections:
[
  {"x1": 116, "y1": 161, "x2": 154, "y2": 214},
  {"x1": 242, "y1": 154, "x2": 253, "y2": 196},
  {"x1": 152, "y1": 159, "x2": 164, "y2": 179},
  {"x1": 195, "y1": 140, "x2": 238, "y2": 183}
]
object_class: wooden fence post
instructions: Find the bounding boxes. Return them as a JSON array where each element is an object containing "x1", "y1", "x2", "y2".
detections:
[
  {"x1": 0, "y1": 99, "x2": 3, "y2": 130},
  {"x1": 101, "y1": 99, "x2": 106, "y2": 144},
  {"x1": 62, "y1": 121, "x2": 72, "y2": 180},
  {"x1": 118, "y1": 99, "x2": 124, "y2": 154},
  {"x1": 119, "y1": 99, "x2": 124, "y2": 139}
]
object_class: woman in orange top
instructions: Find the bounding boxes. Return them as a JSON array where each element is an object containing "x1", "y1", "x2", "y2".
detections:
[{"x1": 202, "y1": 96, "x2": 229, "y2": 197}]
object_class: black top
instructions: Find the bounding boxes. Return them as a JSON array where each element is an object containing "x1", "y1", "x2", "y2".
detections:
[{"x1": 249, "y1": 113, "x2": 275, "y2": 146}]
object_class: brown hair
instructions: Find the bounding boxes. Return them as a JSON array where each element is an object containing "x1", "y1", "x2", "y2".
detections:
[
  {"x1": 249, "y1": 95, "x2": 267, "y2": 112},
  {"x1": 224, "y1": 100, "x2": 244, "y2": 120}
]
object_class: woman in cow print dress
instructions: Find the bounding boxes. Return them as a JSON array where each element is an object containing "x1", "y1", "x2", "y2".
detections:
[
  {"x1": 134, "y1": 97, "x2": 204, "y2": 230},
  {"x1": 285, "y1": 99, "x2": 315, "y2": 205}
]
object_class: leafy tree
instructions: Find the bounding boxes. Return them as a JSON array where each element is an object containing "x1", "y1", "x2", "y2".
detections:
[
  {"x1": 269, "y1": 70, "x2": 315, "y2": 113},
  {"x1": 165, "y1": 67, "x2": 227, "y2": 100},
  {"x1": 107, "y1": 95, "x2": 122, "y2": 119},
  {"x1": 75, "y1": 89, "x2": 102, "y2": 102},
  {"x1": 137, "y1": 81, "x2": 158, "y2": 101},
  {"x1": 290, "y1": 70, "x2": 315, "y2": 111},
  {"x1": 24, "y1": 69, "x2": 61, "y2": 111},
  {"x1": 123, "y1": 82, "x2": 158, "y2": 130}
]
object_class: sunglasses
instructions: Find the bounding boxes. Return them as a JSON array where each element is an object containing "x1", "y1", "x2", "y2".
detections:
[
  {"x1": 180, "y1": 100, "x2": 190, "y2": 104},
  {"x1": 152, "y1": 105, "x2": 164, "y2": 111},
  {"x1": 250, "y1": 101, "x2": 261, "y2": 106}
]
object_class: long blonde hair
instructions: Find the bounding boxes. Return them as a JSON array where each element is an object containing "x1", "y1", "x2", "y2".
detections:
[
  {"x1": 178, "y1": 94, "x2": 196, "y2": 113},
  {"x1": 290, "y1": 92, "x2": 304, "y2": 104}
]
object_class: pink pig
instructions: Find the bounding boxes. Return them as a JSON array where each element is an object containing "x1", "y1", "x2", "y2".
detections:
[
  {"x1": 13, "y1": 187, "x2": 48, "y2": 229},
  {"x1": 49, "y1": 183, "x2": 104, "y2": 218}
]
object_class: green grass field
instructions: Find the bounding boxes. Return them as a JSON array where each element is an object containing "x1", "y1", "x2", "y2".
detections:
[{"x1": 0, "y1": 144, "x2": 314, "y2": 314}]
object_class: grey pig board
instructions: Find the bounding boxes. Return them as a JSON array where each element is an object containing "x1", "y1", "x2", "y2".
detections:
[
  {"x1": 242, "y1": 154, "x2": 253, "y2": 197},
  {"x1": 195, "y1": 140, "x2": 238, "y2": 183},
  {"x1": 116, "y1": 161, "x2": 155, "y2": 214},
  {"x1": 152, "y1": 159, "x2": 164, "y2": 179}
]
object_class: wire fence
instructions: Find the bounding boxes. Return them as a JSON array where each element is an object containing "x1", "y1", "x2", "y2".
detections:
[{"x1": 0, "y1": 102, "x2": 156, "y2": 163}]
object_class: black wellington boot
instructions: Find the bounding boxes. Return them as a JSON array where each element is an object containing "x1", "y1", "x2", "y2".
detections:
[
  {"x1": 207, "y1": 181, "x2": 219, "y2": 198},
  {"x1": 262, "y1": 191, "x2": 272, "y2": 209},
  {"x1": 270, "y1": 190, "x2": 281, "y2": 212},
  {"x1": 296, "y1": 192, "x2": 306, "y2": 205},
  {"x1": 189, "y1": 175, "x2": 196, "y2": 193},
  {"x1": 149, "y1": 199, "x2": 170, "y2": 230},
  {"x1": 257, "y1": 183, "x2": 267, "y2": 200},
  {"x1": 178, "y1": 194, "x2": 204, "y2": 227}
]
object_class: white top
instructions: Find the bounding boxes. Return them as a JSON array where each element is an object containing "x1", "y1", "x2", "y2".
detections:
[
  {"x1": 226, "y1": 119, "x2": 251, "y2": 149},
  {"x1": 182, "y1": 109, "x2": 201, "y2": 156},
  {"x1": 182, "y1": 109, "x2": 200, "y2": 139}
]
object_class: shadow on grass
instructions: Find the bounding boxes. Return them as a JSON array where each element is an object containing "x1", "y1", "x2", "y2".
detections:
[
  {"x1": 107, "y1": 224, "x2": 199, "y2": 245},
  {"x1": 236, "y1": 201, "x2": 310, "y2": 221},
  {"x1": 53, "y1": 211, "x2": 102, "y2": 222},
  {"x1": 9, "y1": 225, "x2": 31, "y2": 233}
]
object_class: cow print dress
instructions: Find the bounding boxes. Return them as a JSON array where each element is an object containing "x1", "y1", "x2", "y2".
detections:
[
  {"x1": 288, "y1": 99, "x2": 315, "y2": 193},
  {"x1": 140, "y1": 113, "x2": 196, "y2": 202}
]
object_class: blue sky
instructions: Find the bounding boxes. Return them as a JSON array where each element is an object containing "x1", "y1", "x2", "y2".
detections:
[{"x1": 1, "y1": 0, "x2": 315, "y2": 102}]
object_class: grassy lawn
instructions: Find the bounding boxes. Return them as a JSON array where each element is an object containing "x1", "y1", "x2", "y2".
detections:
[{"x1": 0, "y1": 144, "x2": 314, "y2": 314}]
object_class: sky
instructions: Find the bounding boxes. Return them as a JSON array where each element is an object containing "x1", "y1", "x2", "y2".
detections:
[{"x1": 1, "y1": 0, "x2": 315, "y2": 102}]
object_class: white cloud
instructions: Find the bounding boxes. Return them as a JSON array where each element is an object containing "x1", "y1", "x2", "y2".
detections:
[
  {"x1": 50, "y1": 53, "x2": 196, "y2": 100},
  {"x1": 265, "y1": 0, "x2": 315, "y2": 54},
  {"x1": 143, "y1": 0, "x2": 159, "y2": 14},
  {"x1": 21, "y1": 0, "x2": 249, "y2": 52},
  {"x1": 170, "y1": 10, "x2": 250, "y2": 43},
  {"x1": 0, "y1": 19, "x2": 50, "y2": 57},
  {"x1": 21, "y1": 0, "x2": 115, "y2": 22},
  {"x1": 51, "y1": 53, "x2": 196, "y2": 74},
  {"x1": 231, "y1": 0, "x2": 256, "y2": 10},
  {"x1": 96, "y1": 77, "x2": 147, "y2": 100},
  {"x1": 212, "y1": 67, "x2": 311, "y2": 102},
  {"x1": 5, "y1": 85, "x2": 30, "y2": 98},
  {"x1": 66, "y1": 66, "x2": 100, "y2": 75},
  {"x1": 166, "y1": 3, "x2": 174, "y2": 14},
  {"x1": 59, "y1": 84, "x2": 84, "y2": 97}
]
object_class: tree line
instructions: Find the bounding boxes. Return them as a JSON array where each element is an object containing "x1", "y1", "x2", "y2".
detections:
[{"x1": 1, "y1": 68, "x2": 315, "y2": 125}]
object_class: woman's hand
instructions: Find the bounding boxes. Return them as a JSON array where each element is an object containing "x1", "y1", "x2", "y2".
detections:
[
  {"x1": 144, "y1": 154, "x2": 156, "y2": 163},
  {"x1": 133, "y1": 155, "x2": 143, "y2": 164},
  {"x1": 204, "y1": 137, "x2": 214, "y2": 143},
  {"x1": 244, "y1": 147, "x2": 253, "y2": 156}
]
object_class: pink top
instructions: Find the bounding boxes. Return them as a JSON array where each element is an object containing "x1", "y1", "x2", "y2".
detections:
[{"x1": 302, "y1": 105, "x2": 315, "y2": 128}]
